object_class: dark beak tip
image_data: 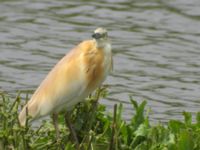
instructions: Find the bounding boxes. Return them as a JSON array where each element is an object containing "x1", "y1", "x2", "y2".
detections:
[{"x1": 92, "y1": 34, "x2": 95, "y2": 38}]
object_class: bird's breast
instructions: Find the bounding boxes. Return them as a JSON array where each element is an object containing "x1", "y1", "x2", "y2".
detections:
[{"x1": 83, "y1": 42, "x2": 112, "y2": 92}]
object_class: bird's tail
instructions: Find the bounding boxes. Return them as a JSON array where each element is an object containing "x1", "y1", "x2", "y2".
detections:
[
  {"x1": 18, "y1": 104, "x2": 29, "y2": 126},
  {"x1": 18, "y1": 100, "x2": 39, "y2": 126}
]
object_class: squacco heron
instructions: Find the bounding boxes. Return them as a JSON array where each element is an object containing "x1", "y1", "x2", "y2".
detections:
[{"x1": 18, "y1": 27, "x2": 113, "y2": 140}]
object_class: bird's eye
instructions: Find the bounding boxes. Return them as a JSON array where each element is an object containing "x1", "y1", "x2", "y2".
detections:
[{"x1": 92, "y1": 33, "x2": 102, "y2": 39}]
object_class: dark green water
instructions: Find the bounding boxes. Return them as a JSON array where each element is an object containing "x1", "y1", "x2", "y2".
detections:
[{"x1": 1, "y1": 0, "x2": 200, "y2": 122}]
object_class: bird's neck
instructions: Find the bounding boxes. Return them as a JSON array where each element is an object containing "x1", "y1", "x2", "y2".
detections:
[{"x1": 94, "y1": 39, "x2": 110, "y2": 49}]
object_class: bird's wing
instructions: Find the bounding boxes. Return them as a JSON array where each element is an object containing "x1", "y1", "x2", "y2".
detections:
[
  {"x1": 19, "y1": 44, "x2": 88, "y2": 125},
  {"x1": 35, "y1": 46, "x2": 87, "y2": 115}
]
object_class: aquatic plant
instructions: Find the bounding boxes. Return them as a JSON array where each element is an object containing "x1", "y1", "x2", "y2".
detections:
[{"x1": 0, "y1": 89, "x2": 200, "y2": 150}]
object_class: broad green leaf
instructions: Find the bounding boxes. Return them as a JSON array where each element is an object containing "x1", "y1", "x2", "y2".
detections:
[
  {"x1": 168, "y1": 120, "x2": 185, "y2": 134},
  {"x1": 134, "y1": 124, "x2": 148, "y2": 137},
  {"x1": 196, "y1": 112, "x2": 200, "y2": 126},
  {"x1": 183, "y1": 112, "x2": 192, "y2": 126},
  {"x1": 177, "y1": 130, "x2": 194, "y2": 150}
]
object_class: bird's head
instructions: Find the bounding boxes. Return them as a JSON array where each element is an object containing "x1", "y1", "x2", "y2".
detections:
[
  {"x1": 92, "y1": 28, "x2": 108, "y2": 40},
  {"x1": 92, "y1": 27, "x2": 109, "y2": 47}
]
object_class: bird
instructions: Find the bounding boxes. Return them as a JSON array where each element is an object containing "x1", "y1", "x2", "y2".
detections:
[{"x1": 18, "y1": 27, "x2": 113, "y2": 140}]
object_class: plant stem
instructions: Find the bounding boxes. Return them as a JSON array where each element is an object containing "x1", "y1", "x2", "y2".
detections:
[{"x1": 109, "y1": 104, "x2": 117, "y2": 150}]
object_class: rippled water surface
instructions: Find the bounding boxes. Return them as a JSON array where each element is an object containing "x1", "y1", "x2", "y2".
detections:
[{"x1": 1, "y1": 0, "x2": 200, "y2": 122}]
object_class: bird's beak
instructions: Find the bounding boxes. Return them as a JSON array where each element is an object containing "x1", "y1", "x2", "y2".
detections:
[{"x1": 92, "y1": 33, "x2": 102, "y2": 39}]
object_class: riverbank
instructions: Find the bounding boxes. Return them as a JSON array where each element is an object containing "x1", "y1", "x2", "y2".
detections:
[{"x1": 0, "y1": 89, "x2": 200, "y2": 150}]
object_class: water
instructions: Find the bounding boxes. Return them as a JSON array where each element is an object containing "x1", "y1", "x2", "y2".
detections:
[{"x1": 1, "y1": 0, "x2": 200, "y2": 123}]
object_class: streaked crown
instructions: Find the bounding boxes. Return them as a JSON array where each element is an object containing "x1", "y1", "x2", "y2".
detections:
[{"x1": 92, "y1": 27, "x2": 108, "y2": 40}]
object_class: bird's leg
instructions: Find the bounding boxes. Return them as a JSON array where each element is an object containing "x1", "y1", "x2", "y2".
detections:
[
  {"x1": 64, "y1": 112, "x2": 80, "y2": 150},
  {"x1": 52, "y1": 113, "x2": 60, "y2": 140}
]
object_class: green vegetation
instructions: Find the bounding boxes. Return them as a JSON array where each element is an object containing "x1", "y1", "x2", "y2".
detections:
[{"x1": 0, "y1": 89, "x2": 200, "y2": 150}]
